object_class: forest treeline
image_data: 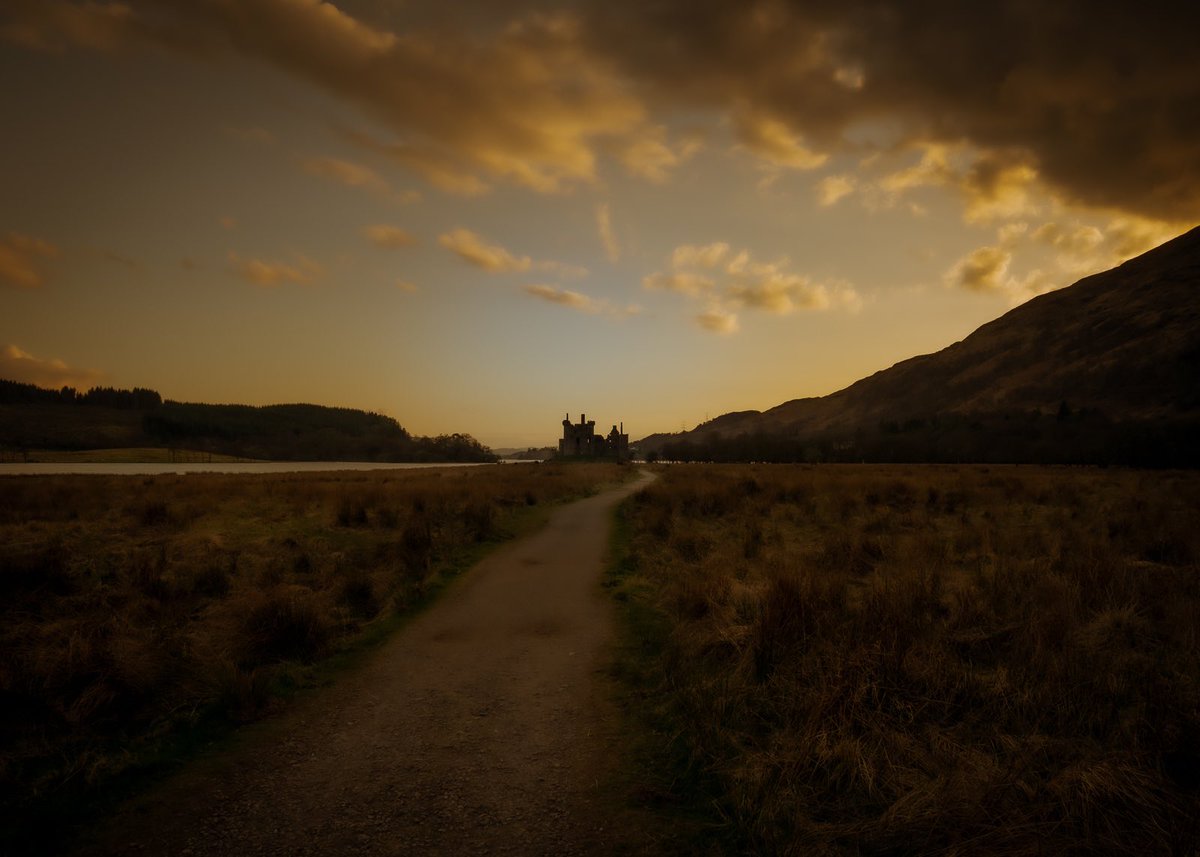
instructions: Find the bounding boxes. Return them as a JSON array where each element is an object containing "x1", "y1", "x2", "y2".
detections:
[
  {"x1": 0, "y1": 379, "x2": 163, "y2": 410},
  {"x1": 649, "y1": 407, "x2": 1200, "y2": 468},
  {"x1": 0, "y1": 379, "x2": 495, "y2": 462}
]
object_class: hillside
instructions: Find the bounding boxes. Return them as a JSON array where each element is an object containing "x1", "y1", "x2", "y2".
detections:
[
  {"x1": 641, "y1": 226, "x2": 1200, "y2": 465},
  {"x1": 0, "y1": 380, "x2": 495, "y2": 462}
]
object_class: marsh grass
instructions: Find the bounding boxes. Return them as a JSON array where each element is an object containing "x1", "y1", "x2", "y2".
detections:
[
  {"x1": 0, "y1": 461, "x2": 626, "y2": 849},
  {"x1": 610, "y1": 464, "x2": 1200, "y2": 855}
]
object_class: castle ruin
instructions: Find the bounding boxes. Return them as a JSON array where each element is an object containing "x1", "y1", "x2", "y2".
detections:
[{"x1": 559, "y1": 413, "x2": 629, "y2": 459}]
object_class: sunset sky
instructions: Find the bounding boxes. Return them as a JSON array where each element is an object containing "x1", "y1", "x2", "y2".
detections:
[{"x1": 2, "y1": 1, "x2": 1197, "y2": 447}]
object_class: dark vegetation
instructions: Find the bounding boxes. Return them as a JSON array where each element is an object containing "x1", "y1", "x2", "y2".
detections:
[
  {"x1": 610, "y1": 464, "x2": 1200, "y2": 855},
  {"x1": 502, "y1": 446, "x2": 558, "y2": 460},
  {"x1": 0, "y1": 462, "x2": 627, "y2": 851},
  {"x1": 652, "y1": 408, "x2": 1200, "y2": 468},
  {"x1": 0, "y1": 379, "x2": 494, "y2": 462}
]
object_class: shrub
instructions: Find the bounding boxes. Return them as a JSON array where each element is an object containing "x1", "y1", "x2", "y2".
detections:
[
  {"x1": 463, "y1": 498, "x2": 496, "y2": 542},
  {"x1": 238, "y1": 587, "x2": 329, "y2": 664},
  {"x1": 188, "y1": 561, "x2": 232, "y2": 598},
  {"x1": 337, "y1": 569, "x2": 380, "y2": 619},
  {"x1": 208, "y1": 660, "x2": 272, "y2": 722}
]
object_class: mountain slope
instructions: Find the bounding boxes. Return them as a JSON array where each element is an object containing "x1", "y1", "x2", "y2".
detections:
[{"x1": 641, "y1": 225, "x2": 1200, "y2": 462}]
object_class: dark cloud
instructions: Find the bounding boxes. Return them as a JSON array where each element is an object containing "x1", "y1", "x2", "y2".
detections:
[
  {"x1": 6, "y1": 1, "x2": 1198, "y2": 219},
  {"x1": 3, "y1": 1, "x2": 647, "y2": 193},
  {"x1": 169, "y1": 1, "x2": 645, "y2": 193},
  {"x1": 581, "y1": 0, "x2": 1200, "y2": 220},
  {"x1": 0, "y1": 0, "x2": 141, "y2": 52}
]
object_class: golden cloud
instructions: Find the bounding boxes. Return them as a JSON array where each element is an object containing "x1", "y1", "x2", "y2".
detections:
[
  {"x1": 0, "y1": 233, "x2": 57, "y2": 289},
  {"x1": 972, "y1": 216, "x2": 1187, "y2": 303},
  {"x1": 816, "y1": 174, "x2": 855, "y2": 207},
  {"x1": 365, "y1": 224, "x2": 417, "y2": 249},
  {"x1": 524, "y1": 284, "x2": 591, "y2": 309},
  {"x1": 1032, "y1": 222, "x2": 1104, "y2": 257},
  {"x1": 614, "y1": 125, "x2": 702, "y2": 183},
  {"x1": 728, "y1": 276, "x2": 819, "y2": 313},
  {"x1": 960, "y1": 157, "x2": 1043, "y2": 223},
  {"x1": 582, "y1": 2, "x2": 1200, "y2": 221},
  {"x1": 947, "y1": 215, "x2": 1189, "y2": 306},
  {"x1": 359, "y1": 141, "x2": 492, "y2": 197},
  {"x1": 1007, "y1": 269, "x2": 1060, "y2": 300},
  {"x1": 732, "y1": 111, "x2": 828, "y2": 170},
  {"x1": 538, "y1": 260, "x2": 589, "y2": 279},
  {"x1": 670, "y1": 242, "x2": 730, "y2": 270},
  {"x1": 648, "y1": 242, "x2": 861, "y2": 332},
  {"x1": 0, "y1": 343, "x2": 103, "y2": 389},
  {"x1": 943, "y1": 245, "x2": 1012, "y2": 293},
  {"x1": 879, "y1": 145, "x2": 955, "y2": 195},
  {"x1": 728, "y1": 272, "x2": 862, "y2": 314},
  {"x1": 300, "y1": 156, "x2": 392, "y2": 195},
  {"x1": 695, "y1": 306, "x2": 738, "y2": 335},
  {"x1": 0, "y1": 3, "x2": 667, "y2": 195},
  {"x1": 1096, "y1": 216, "x2": 1184, "y2": 264},
  {"x1": 439, "y1": 229, "x2": 532, "y2": 273},
  {"x1": 596, "y1": 203, "x2": 619, "y2": 263},
  {"x1": 438, "y1": 228, "x2": 586, "y2": 277},
  {"x1": 522, "y1": 284, "x2": 640, "y2": 318},
  {"x1": 874, "y1": 145, "x2": 1044, "y2": 222},
  {"x1": 642, "y1": 272, "x2": 715, "y2": 297},
  {"x1": 11, "y1": 2, "x2": 1199, "y2": 220},
  {"x1": 175, "y1": 5, "x2": 643, "y2": 194},
  {"x1": 228, "y1": 252, "x2": 321, "y2": 287}
]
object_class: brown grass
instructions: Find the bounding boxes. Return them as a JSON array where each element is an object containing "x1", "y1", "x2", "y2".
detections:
[
  {"x1": 0, "y1": 461, "x2": 627, "y2": 843},
  {"x1": 613, "y1": 464, "x2": 1200, "y2": 855}
]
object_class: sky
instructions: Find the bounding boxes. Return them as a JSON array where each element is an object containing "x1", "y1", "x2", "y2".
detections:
[{"x1": 1, "y1": 1, "x2": 1197, "y2": 448}]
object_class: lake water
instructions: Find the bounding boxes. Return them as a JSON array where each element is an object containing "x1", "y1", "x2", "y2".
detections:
[{"x1": 0, "y1": 461, "x2": 498, "y2": 477}]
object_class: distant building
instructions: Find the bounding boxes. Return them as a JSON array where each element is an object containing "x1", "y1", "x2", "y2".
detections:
[{"x1": 559, "y1": 413, "x2": 629, "y2": 459}]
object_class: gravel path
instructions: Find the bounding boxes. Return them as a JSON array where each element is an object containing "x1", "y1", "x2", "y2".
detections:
[{"x1": 74, "y1": 472, "x2": 660, "y2": 856}]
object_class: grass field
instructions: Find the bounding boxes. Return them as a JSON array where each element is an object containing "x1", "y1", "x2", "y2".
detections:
[
  {"x1": 0, "y1": 461, "x2": 629, "y2": 848},
  {"x1": 609, "y1": 464, "x2": 1200, "y2": 855}
]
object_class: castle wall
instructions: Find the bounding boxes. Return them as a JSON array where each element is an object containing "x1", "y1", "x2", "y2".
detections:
[{"x1": 559, "y1": 413, "x2": 628, "y2": 459}]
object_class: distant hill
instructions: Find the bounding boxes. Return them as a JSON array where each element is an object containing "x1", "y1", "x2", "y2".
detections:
[
  {"x1": 498, "y1": 446, "x2": 557, "y2": 461},
  {"x1": 0, "y1": 380, "x2": 495, "y2": 463},
  {"x1": 640, "y1": 226, "x2": 1200, "y2": 466}
]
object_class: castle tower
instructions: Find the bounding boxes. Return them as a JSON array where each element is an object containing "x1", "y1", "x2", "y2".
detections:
[{"x1": 559, "y1": 413, "x2": 628, "y2": 460}]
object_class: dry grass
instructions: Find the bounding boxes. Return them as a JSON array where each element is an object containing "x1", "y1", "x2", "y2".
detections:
[
  {"x1": 0, "y1": 461, "x2": 627, "y2": 844},
  {"x1": 613, "y1": 464, "x2": 1200, "y2": 855}
]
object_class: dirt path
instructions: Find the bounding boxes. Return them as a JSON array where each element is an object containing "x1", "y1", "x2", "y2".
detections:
[{"x1": 74, "y1": 472, "x2": 659, "y2": 857}]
